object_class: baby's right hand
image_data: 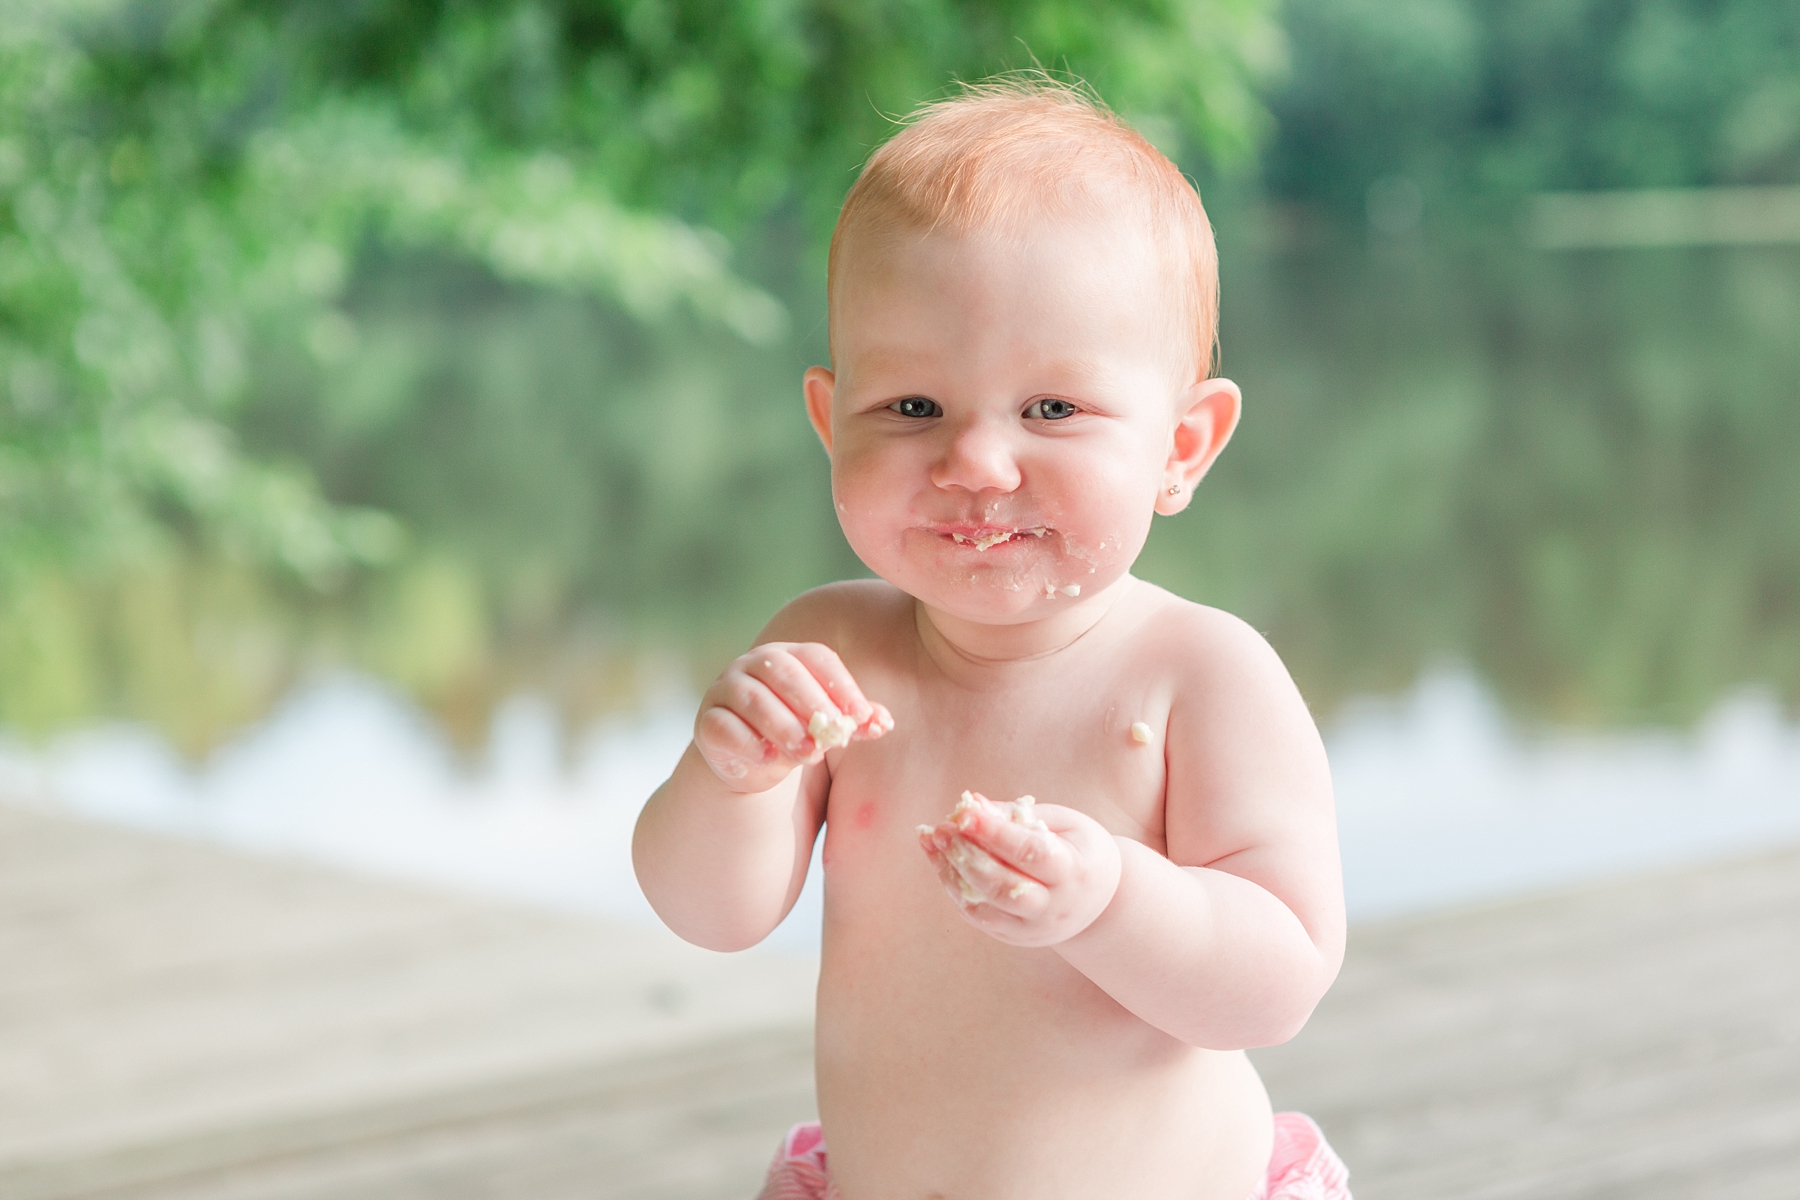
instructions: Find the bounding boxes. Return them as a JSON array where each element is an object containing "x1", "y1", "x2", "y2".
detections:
[{"x1": 694, "y1": 642, "x2": 893, "y2": 792}]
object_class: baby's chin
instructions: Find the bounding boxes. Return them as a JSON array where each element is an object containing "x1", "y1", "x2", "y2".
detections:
[
  {"x1": 886, "y1": 560, "x2": 1130, "y2": 626},
  {"x1": 845, "y1": 525, "x2": 1139, "y2": 619}
]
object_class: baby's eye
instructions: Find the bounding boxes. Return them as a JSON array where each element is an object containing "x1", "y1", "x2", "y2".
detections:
[
  {"x1": 1024, "y1": 397, "x2": 1079, "y2": 420},
  {"x1": 889, "y1": 396, "x2": 942, "y2": 418}
]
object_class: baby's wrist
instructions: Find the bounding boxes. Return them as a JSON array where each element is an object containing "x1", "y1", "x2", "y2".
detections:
[{"x1": 1050, "y1": 834, "x2": 1126, "y2": 949}]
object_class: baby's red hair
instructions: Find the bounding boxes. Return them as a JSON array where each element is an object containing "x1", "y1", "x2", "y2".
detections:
[{"x1": 828, "y1": 76, "x2": 1220, "y2": 380}]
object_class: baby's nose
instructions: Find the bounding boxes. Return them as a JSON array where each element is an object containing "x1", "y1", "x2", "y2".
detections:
[{"x1": 930, "y1": 416, "x2": 1022, "y2": 493}]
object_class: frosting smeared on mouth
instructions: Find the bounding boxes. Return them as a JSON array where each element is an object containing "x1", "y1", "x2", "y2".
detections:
[{"x1": 948, "y1": 525, "x2": 1050, "y2": 551}]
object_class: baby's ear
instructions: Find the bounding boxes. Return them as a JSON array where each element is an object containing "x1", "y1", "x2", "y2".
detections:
[
  {"x1": 1158, "y1": 378, "x2": 1241, "y2": 515},
  {"x1": 803, "y1": 366, "x2": 836, "y2": 454}
]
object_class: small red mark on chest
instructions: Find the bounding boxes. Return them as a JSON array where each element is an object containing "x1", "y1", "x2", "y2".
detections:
[{"x1": 851, "y1": 800, "x2": 877, "y2": 831}]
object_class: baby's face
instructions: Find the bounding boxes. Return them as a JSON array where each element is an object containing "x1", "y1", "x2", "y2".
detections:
[{"x1": 808, "y1": 217, "x2": 1203, "y2": 626}]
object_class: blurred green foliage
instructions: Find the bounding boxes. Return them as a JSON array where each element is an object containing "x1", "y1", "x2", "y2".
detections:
[
  {"x1": 3, "y1": 0, "x2": 1797, "y2": 750},
  {"x1": 1264, "y1": 0, "x2": 1800, "y2": 217},
  {"x1": 0, "y1": 0, "x2": 1280, "y2": 746}
]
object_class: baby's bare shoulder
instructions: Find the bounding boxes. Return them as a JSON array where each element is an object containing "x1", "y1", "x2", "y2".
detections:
[
  {"x1": 1129, "y1": 586, "x2": 1333, "y2": 863},
  {"x1": 1128, "y1": 585, "x2": 1325, "y2": 792},
  {"x1": 756, "y1": 579, "x2": 913, "y2": 652},
  {"x1": 1127, "y1": 584, "x2": 1291, "y2": 695}
]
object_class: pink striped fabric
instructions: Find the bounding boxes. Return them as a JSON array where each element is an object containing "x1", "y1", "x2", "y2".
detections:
[
  {"x1": 755, "y1": 1121, "x2": 839, "y2": 1200},
  {"x1": 755, "y1": 1111, "x2": 1349, "y2": 1199},
  {"x1": 1247, "y1": 1112, "x2": 1353, "y2": 1200}
]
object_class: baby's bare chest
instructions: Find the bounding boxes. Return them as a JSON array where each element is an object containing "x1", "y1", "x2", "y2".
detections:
[
  {"x1": 823, "y1": 665, "x2": 1172, "y2": 861},
  {"x1": 814, "y1": 667, "x2": 1179, "y2": 1068}
]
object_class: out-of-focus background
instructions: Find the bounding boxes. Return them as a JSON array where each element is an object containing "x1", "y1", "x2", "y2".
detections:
[
  {"x1": 1, "y1": 2, "x2": 1798, "y2": 1196},
  {"x1": 3, "y1": 0, "x2": 1796, "y2": 933}
]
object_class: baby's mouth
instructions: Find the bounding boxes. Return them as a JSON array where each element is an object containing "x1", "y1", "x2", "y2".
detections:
[{"x1": 943, "y1": 526, "x2": 1050, "y2": 552}]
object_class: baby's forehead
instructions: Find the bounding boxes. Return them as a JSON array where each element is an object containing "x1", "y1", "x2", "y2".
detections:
[
  {"x1": 825, "y1": 84, "x2": 1219, "y2": 377},
  {"x1": 836, "y1": 202, "x2": 1168, "y2": 289},
  {"x1": 832, "y1": 209, "x2": 1189, "y2": 341},
  {"x1": 831, "y1": 221, "x2": 1197, "y2": 387}
]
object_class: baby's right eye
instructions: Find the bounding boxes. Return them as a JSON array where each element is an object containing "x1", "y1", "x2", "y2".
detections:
[{"x1": 889, "y1": 396, "x2": 942, "y2": 418}]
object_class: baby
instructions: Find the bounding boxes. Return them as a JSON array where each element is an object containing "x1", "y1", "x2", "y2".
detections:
[{"x1": 634, "y1": 79, "x2": 1348, "y2": 1200}]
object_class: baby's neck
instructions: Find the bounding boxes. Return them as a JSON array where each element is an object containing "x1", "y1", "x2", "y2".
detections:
[{"x1": 914, "y1": 575, "x2": 1139, "y2": 674}]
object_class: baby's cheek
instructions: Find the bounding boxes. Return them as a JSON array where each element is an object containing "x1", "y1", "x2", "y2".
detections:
[
  {"x1": 1048, "y1": 524, "x2": 1143, "y2": 593},
  {"x1": 830, "y1": 467, "x2": 910, "y2": 557},
  {"x1": 1092, "y1": 493, "x2": 1156, "y2": 560}
]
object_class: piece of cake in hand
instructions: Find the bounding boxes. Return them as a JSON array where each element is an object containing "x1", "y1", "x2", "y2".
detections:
[
  {"x1": 917, "y1": 791, "x2": 1053, "y2": 905},
  {"x1": 808, "y1": 709, "x2": 860, "y2": 750}
]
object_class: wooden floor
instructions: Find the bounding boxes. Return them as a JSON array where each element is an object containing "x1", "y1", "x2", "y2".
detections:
[
  {"x1": 1255, "y1": 841, "x2": 1800, "y2": 1199},
  {"x1": 2, "y1": 803, "x2": 1797, "y2": 1199}
]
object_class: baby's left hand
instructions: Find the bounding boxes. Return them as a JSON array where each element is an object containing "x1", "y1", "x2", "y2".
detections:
[{"x1": 917, "y1": 793, "x2": 1122, "y2": 948}]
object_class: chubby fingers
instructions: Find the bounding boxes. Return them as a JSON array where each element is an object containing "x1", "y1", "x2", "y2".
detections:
[
  {"x1": 756, "y1": 643, "x2": 893, "y2": 751},
  {"x1": 918, "y1": 795, "x2": 1124, "y2": 946},
  {"x1": 701, "y1": 643, "x2": 891, "y2": 771},
  {"x1": 917, "y1": 823, "x2": 1048, "y2": 918},
  {"x1": 918, "y1": 828, "x2": 977, "y2": 904},
  {"x1": 859, "y1": 701, "x2": 897, "y2": 740},
  {"x1": 941, "y1": 794, "x2": 1074, "y2": 887},
  {"x1": 782, "y1": 643, "x2": 893, "y2": 735},
  {"x1": 694, "y1": 705, "x2": 776, "y2": 781},
  {"x1": 702, "y1": 658, "x2": 816, "y2": 765}
]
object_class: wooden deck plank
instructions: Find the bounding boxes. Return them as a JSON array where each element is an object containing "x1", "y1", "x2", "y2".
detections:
[
  {"x1": 1252, "y1": 843, "x2": 1800, "y2": 1199},
  {"x1": 0, "y1": 804, "x2": 816, "y2": 1196},
  {"x1": 4, "y1": 801, "x2": 1799, "y2": 1199},
  {"x1": 4, "y1": 1028, "x2": 816, "y2": 1200}
]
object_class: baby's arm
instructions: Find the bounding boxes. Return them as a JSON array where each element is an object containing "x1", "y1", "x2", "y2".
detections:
[
  {"x1": 922, "y1": 611, "x2": 1343, "y2": 1050},
  {"x1": 634, "y1": 598, "x2": 891, "y2": 952}
]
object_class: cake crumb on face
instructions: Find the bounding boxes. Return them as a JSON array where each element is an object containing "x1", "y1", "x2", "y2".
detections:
[
  {"x1": 1130, "y1": 721, "x2": 1154, "y2": 745},
  {"x1": 810, "y1": 710, "x2": 859, "y2": 750}
]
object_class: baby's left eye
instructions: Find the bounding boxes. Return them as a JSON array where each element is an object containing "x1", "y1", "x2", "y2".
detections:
[{"x1": 1024, "y1": 397, "x2": 1079, "y2": 420}]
